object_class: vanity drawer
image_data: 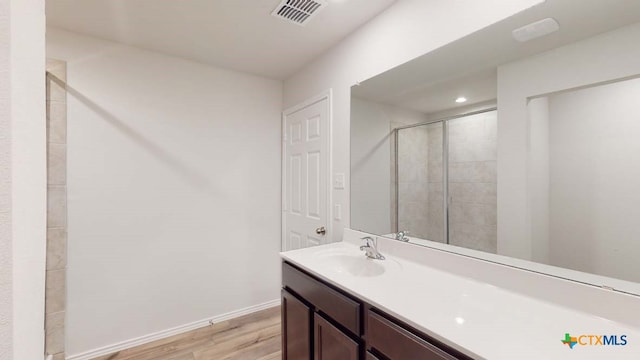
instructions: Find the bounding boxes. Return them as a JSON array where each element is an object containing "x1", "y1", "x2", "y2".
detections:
[
  {"x1": 365, "y1": 351, "x2": 381, "y2": 360},
  {"x1": 282, "y1": 262, "x2": 361, "y2": 335},
  {"x1": 367, "y1": 310, "x2": 465, "y2": 360}
]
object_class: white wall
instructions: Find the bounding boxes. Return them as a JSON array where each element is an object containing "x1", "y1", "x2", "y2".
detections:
[
  {"x1": 350, "y1": 97, "x2": 425, "y2": 235},
  {"x1": 545, "y1": 78, "x2": 640, "y2": 283},
  {"x1": 0, "y1": 0, "x2": 11, "y2": 358},
  {"x1": 497, "y1": 22, "x2": 640, "y2": 260},
  {"x1": 527, "y1": 97, "x2": 549, "y2": 264},
  {"x1": 284, "y1": 0, "x2": 544, "y2": 242},
  {"x1": 425, "y1": 101, "x2": 497, "y2": 121},
  {"x1": 46, "y1": 29, "x2": 283, "y2": 357},
  {"x1": 0, "y1": 0, "x2": 47, "y2": 359},
  {"x1": 350, "y1": 97, "x2": 392, "y2": 235},
  {"x1": 350, "y1": 98, "x2": 425, "y2": 234}
]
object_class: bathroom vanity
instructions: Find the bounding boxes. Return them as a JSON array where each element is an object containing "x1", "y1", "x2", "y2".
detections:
[
  {"x1": 282, "y1": 261, "x2": 471, "y2": 360},
  {"x1": 280, "y1": 2, "x2": 640, "y2": 359},
  {"x1": 280, "y1": 230, "x2": 640, "y2": 360}
]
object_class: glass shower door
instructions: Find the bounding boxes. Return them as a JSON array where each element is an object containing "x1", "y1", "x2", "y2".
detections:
[{"x1": 395, "y1": 122, "x2": 444, "y2": 243}]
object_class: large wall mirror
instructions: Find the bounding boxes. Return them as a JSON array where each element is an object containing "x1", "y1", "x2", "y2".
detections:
[{"x1": 350, "y1": 0, "x2": 640, "y2": 294}]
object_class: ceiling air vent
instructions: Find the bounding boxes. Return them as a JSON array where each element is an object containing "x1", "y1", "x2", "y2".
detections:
[{"x1": 272, "y1": 0, "x2": 326, "y2": 26}]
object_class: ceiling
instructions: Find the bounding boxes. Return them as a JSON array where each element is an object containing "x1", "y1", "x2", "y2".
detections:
[
  {"x1": 388, "y1": 69, "x2": 497, "y2": 115},
  {"x1": 46, "y1": 0, "x2": 397, "y2": 79},
  {"x1": 352, "y1": 0, "x2": 640, "y2": 114}
]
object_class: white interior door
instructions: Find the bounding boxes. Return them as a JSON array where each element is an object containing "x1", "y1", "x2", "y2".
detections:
[{"x1": 283, "y1": 96, "x2": 329, "y2": 250}]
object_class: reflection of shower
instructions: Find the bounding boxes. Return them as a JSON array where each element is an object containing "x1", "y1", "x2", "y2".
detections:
[{"x1": 393, "y1": 108, "x2": 498, "y2": 253}]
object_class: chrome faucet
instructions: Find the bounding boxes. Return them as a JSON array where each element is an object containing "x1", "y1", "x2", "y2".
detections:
[
  {"x1": 394, "y1": 230, "x2": 410, "y2": 242},
  {"x1": 360, "y1": 236, "x2": 385, "y2": 260}
]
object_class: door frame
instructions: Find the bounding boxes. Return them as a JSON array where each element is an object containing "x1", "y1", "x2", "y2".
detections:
[{"x1": 281, "y1": 90, "x2": 333, "y2": 250}]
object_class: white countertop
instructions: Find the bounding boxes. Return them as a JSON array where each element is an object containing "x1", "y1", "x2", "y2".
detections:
[{"x1": 280, "y1": 235, "x2": 640, "y2": 359}]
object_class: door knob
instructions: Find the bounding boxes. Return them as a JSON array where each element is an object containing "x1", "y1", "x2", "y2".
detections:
[{"x1": 315, "y1": 226, "x2": 326, "y2": 235}]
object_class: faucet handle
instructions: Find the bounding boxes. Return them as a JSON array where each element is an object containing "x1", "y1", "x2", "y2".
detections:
[
  {"x1": 396, "y1": 230, "x2": 410, "y2": 241},
  {"x1": 360, "y1": 236, "x2": 375, "y2": 246},
  {"x1": 360, "y1": 236, "x2": 374, "y2": 247},
  {"x1": 360, "y1": 236, "x2": 384, "y2": 260}
]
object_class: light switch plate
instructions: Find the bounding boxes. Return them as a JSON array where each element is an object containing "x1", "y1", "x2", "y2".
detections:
[
  {"x1": 334, "y1": 204, "x2": 342, "y2": 221},
  {"x1": 334, "y1": 173, "x2": 345, "y2": 189}
]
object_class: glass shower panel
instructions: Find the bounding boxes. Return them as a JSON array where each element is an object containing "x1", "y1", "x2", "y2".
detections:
[
  {"x1": 396, "y1": 122, "x2": 444, "y2": 243},
  {"x1": 447, "y1": 111, "x2": 498, "y2": 253}
]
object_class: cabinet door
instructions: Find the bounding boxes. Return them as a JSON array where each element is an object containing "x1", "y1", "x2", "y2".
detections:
[
  {"x1": 282, "y1": 290, "x2": 312, "y2": 360},
  {"x1": 365, "y1": 351, "x2": 381, "y2": 360},
  {"x1": 283, "y1": 263, "x2": 361, "y2": 335},
  {"x1": 314, "y1": 313, "x2": 359, "y2": 360}
]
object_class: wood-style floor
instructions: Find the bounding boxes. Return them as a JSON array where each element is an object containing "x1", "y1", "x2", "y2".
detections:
[{"x1": 93, "y1": 306, "x2": 281, "y2": 360}]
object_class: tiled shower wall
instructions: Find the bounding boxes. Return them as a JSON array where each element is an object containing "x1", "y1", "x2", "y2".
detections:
[
  {"x1": 395, "y1": 111, "x2": 497, "y2": 253},
  {"x1": 396, "y1": 125, "x2": 430, "y2": 238},
  {"x1": 425, "y1": 123, "x2": 444, "y2": 242},
  {"x1": 447, "y1": 111, "x2": 497, "y2": 253},
  {"x1": 45, "y1": 59, "x2": 67, "y2": 360}
]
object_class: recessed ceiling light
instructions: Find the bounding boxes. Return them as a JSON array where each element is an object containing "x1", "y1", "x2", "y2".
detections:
[{"x1": 455, "y1": 97, "x2": 467, "y2": 104}]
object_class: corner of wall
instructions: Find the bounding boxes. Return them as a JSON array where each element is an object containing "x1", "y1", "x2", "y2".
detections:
[
  {"x1": 9, "y1": 0, "x2": 47, "y2": 358},
  {"x1": 44, "y1": 58, "x2": 68, "y2": 360},
  {"x1": 0, "y1": 0, "x2": 14, "y2": 357}
]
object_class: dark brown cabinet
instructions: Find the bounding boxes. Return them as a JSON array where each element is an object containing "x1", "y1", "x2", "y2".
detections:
[
  {"x1": 282, "y1": 290, "x2": 312, "y2": 360},
  {"x1": 282, "y1": 262, "x2": 360, "y2": 335},
  {"x1": 282, "y1": 262, "x2": 361, "y2": 360},
  {"x1": 314, "y1": 313, "x2": 359, "y2": 360},
  {"x1": 365, "y1": 351, "x2": 380, "y2": 360},
  {"x1": 367, "y1": 310, "x2": 458, "y2": 360},
  {"x1": 282, "y1": 261, "x2": 473, "y2": 360}
]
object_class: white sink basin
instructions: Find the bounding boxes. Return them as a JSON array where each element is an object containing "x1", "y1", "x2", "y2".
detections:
[{"x1": 314, "y1": 248, "x2": 399, "y2": 277}]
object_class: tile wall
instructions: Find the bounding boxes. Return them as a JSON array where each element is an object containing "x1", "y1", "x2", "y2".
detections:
[
  {"x1": 395, "y1": 111, "x2": 497, "y2": 252},
  {"x1": 45, "y1": 58, "x2": 67, "y2": 360},
  {"x1": 425, "y1": 122, "x2": 444, "y2": 242},
  {"x1": 447, "y1": 111, "x2": 497, "y2": 253},
  {"x1": 396, "y1": 125, "x2": 431, "y2": 239}
]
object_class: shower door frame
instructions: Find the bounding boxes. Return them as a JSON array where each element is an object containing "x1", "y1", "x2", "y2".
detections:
[{"x1": 393, "y1": 107, "x2": 497, "y2": 245}]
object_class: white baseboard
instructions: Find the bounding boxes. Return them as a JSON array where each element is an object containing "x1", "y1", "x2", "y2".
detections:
[{"x1": 66, "y1": 299, "x2": 281, "y2": 360}]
